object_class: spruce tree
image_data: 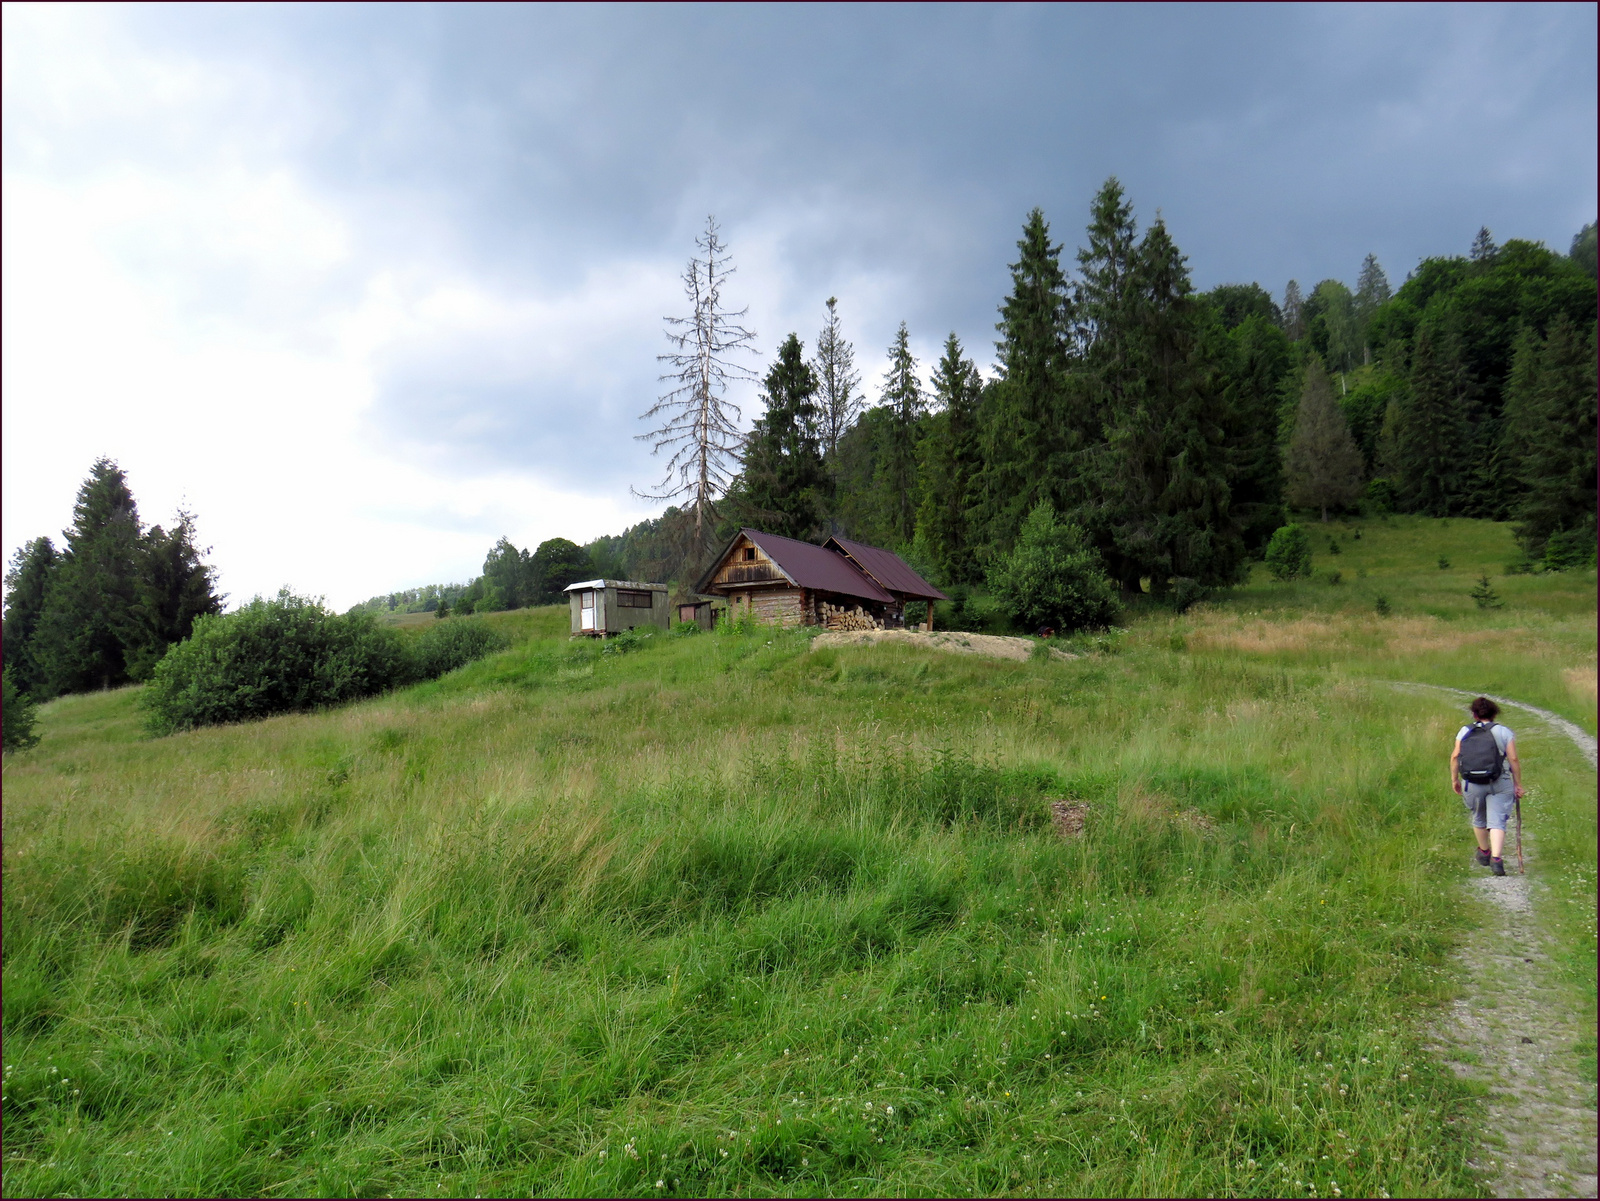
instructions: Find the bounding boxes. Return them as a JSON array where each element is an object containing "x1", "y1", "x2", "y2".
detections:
[
  {"x1": 141, "y1": 510, "x2": 223, "y2": 652},
  {"x1": 1470, "y1": 226, "x2": 1498, "y2": 263},
  {"x1": 1224, "y1": 316, "x2": 1295, "y2": 549},
  {"x1": 828, "y1": 406, "x2": 897, "y2": 546},
  {"x1": 1495, "y1": 324, "x2": 1543, "y2": 509},
  {"x1": 1284, "y1": 354, "x2": 1365, "y2": 521},
  {"x1": 1354, "y1": 254, "x2": 1392, "y2": 314},
  {"x1": 1353, "y1": 254, "x2": 1391, "y2": 361},
  {"x1": 1281, "y1": 279, "x2": 1305, "y2": 341},
  {"x1": 1092, "y1": 216, "x2": 1243, "y2": 593},
  {"x1": 875, "y1": 323, "x2": 924, "y2": 547},
  {"x1": 32, "y1": 459, "x2": 159, "y2": 695},
  {"x1": 2, "y1": 536, "x2": 59, "y2": 697},
  {"x1": 1375, "y1": 395, "x2": 1404, "y2": 485},
  {"x1": 1515, "y1": 314, "x2": 1598, "y2": 560},
  {"x1": 1460, "y1": 408, "x2": 1511, "y2": 520},
  {"x1": 915, "y1": 333, "x2": 983, "y2": 584},
  {"x1": 738, "y1": 333, "x2": 828, "y2": 541},
  {"x1": 1571, "y1": 221, "x2": 1598, "y2": 280},
  {"x1": 810, "y1": 297, "x2": 862, "y2": 491},
  {"x1": 973, "y1": 207, "x2": 1075, "y2": 554},
  {"x1": 1075, "y1": 181, "x2": 1140, "y2": 421},
  {"x1": 2, "y1": 671, "x2": 42, "y2": 752},
  {"x1": 1395, "y1": 326, "x2": 1462, "y2": 516}
]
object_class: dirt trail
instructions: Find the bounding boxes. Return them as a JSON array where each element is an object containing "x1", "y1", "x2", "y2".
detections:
[{"x1": 1394, "y1": 682, "x2": 1598, "y2": 1199}]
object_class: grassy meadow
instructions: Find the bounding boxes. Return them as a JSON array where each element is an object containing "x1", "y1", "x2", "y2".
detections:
[{"x1": 2, "y1": 517, "x2": 1594, "y2": 1198}]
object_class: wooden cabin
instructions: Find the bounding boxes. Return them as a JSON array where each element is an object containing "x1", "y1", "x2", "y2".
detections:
[
  {"x1": 564, "y1": 579, "x2": 670, "y2": 636},
  {"x1": 694, "y1": 529, "x2": 948, "y2": 630}
]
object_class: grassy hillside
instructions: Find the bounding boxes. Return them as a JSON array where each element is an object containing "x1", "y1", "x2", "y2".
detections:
[{"x1": 3, "y1": 519, "x2": 1593, "y2": 1198}]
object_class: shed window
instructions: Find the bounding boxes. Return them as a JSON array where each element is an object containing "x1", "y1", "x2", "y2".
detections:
[
  {"x1": 580, "y1": 591, "x2": 595, "y2": 610},
  {"x1": 617, "y1": 589, "x2": 654, "y2": 608},
  {"x1": 743, "y1": 547, "x2": 757, "y2": 561}
]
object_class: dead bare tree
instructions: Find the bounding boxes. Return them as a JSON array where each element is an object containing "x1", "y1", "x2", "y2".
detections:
[{"x1": 635, "y1": 216, "x2": 758, "y2": 550}]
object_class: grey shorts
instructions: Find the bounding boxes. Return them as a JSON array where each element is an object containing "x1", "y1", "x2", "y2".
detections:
[{"x1": 1463, "y1": 782, "x2": 1516, "y2": 830}]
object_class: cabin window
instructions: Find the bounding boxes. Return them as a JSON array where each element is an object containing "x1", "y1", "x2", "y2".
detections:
[
  {"x1": 743, "y1": 547, "x2": 756, "y2": 561},
  {"x1": 580, "y1": 591, "x2": 595, "y2": 610},
  {"x1": 617, "y1": 589, "x2": 654, "y2": 608}
]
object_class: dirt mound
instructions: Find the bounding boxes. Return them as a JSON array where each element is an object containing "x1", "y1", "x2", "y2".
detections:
[
  {"x1": 810, "y1": 628, "x2": 1075, "y2": 662},
  {"x1": 1050, "y1": 799, "x2": 1089, "y2": 836}
]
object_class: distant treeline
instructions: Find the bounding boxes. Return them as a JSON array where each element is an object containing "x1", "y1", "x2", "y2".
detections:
[
  {"x1": 348, "y1": 537, "x2": 596, "y2": 616},
  {"x1": 3, "y1": 459, "x2": 224, "y2": 701},
  {"x1": 360, "y1": 192, "x2": 1597, "y2": 613},
  {"x1": 625, "y1": 192, "x2": 1595, "y2": 592}
]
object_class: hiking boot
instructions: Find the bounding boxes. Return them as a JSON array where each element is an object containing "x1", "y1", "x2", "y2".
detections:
[
  {"x1": 1476, "y1": 848, "x2": 1492, "y2": 867},
  {"x1": 1491, "y1": 857, "x2": 1507, "y2": 877}
]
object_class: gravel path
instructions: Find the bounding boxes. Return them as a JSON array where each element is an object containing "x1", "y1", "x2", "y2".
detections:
[{"x1": 1394, "y1": 682, "x2": 1598, "y2": 1199}]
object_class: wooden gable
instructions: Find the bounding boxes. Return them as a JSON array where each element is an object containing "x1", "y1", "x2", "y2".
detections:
[{"x1": 707, "y1": 532, "x2": 791, "y2": 590}]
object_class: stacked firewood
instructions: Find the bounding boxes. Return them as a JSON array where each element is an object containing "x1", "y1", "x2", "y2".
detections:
[{"x1": 820, "y1": 602, "x2": 881, "y2": 631}]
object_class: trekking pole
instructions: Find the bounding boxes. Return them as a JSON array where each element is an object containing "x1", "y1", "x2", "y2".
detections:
[{"x1": 1515, "y1": 797, "x2": 1524, "y2": 875}]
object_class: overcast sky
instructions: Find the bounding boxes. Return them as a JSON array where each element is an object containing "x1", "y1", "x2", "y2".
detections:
[{"x1": 4, "y1": 3, "x2": 1595, "y2": 609}]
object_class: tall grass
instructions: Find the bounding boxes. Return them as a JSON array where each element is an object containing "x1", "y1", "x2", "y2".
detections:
[{"x1": 3, "y1": 523, "x2": 1594, "y2": 1197}]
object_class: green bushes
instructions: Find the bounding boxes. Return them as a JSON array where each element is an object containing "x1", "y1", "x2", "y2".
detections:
[
  {"x1": 1264, "y1": 522, "x2": 1313, "y2": 580},
  {"x1": 987, "y1": 502, "x2": 1119, "y2": 632},
  {"x1": 3, "y1": 672, "x2": 41, "y2": 752},
  {"x1": 139, "y1": 591, "x2": 507, "y2": 734},
  {"x1": 1542, "y1": 519, "x2": 1598, "y2": 570},
  {"x1": 410, "y1": 616, "x2": 510, "y2": 678},
  {"x1": 140, "y1": 591, "x2": 408, "y2": 733}
]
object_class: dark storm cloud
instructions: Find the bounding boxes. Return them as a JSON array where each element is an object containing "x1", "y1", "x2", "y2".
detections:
[{"x1": 35, "y1": 2, "x2": 1600, "y2": 493}]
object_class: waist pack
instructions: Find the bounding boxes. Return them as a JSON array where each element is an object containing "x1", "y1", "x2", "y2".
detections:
[{"x1": 1459, "y1": 723, "x2": 1505, "y2": 785}]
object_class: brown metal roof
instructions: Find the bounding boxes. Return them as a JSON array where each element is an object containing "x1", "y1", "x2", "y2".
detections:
[
  {"x1": 695, "y1": 528, "x2": 894, "y2": 603},
  {"x1": 825, "y1": 536, "x2": 949, "y2": 602},
  {"x1": 744, "y1": 529, "x2": 895, "y2": 603}
]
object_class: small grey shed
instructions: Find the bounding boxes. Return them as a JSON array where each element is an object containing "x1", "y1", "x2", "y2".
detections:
[{"x1": 564, "y1": 579, "x2": 670, "y2": 636}]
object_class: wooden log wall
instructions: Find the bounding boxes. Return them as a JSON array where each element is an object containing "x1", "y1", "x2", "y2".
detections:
[{"x1": 746, "y1": 587, "x2": 805, "y2": 627}]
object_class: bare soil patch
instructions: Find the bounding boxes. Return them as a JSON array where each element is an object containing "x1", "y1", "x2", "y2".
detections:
[
  {"x1": 1046, "y1": 796, "x2": 1213, "y2": 840},
  {"x1": 1050, "y1": 799, "x2": 1088, "y2": 836},
  {"x1": 811, "y1": 628, "x2": 1075, "y2": 662}
]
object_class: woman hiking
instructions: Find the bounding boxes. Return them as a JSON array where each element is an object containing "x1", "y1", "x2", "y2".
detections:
[{"x1": 1451, "y1": 696, "x2": 1523, "y2": 876}]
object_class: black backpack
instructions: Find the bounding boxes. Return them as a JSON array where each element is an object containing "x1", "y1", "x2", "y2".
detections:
[{"x1": 1459, "y1": 723, "x2": 1505, "y2": 785}]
